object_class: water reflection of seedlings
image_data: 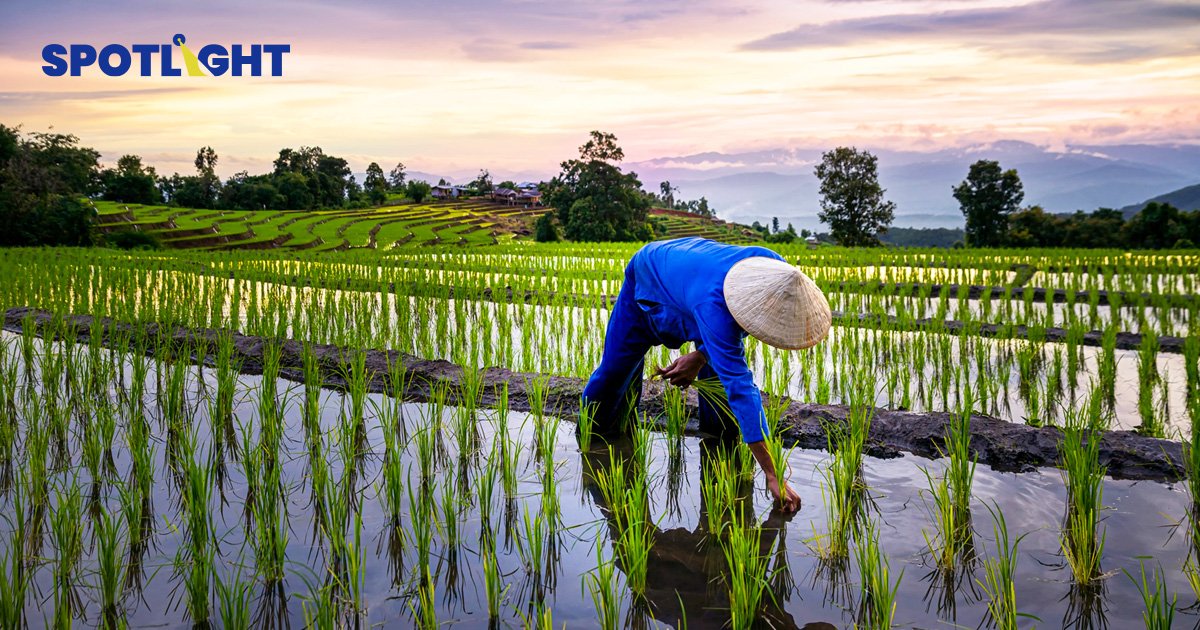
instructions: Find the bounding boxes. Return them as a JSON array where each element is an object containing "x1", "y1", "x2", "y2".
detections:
[
  {"x1": 855, "y1": 518, "x2": 901, "y2": 630},
  {"x1": 0, "y1": 497, "x2": 29, "y2": 629},
  {"x1": 1125, "y1": 561, "x2": 1175, "y2": 630}
]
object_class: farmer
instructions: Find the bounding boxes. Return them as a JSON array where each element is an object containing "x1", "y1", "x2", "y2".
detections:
[{"x1": 582, "y1": 237, "x2": 831, "y2": 513}]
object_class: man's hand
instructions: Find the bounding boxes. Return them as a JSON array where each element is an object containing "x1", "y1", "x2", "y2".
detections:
[
  {"x1": 767, "y1": 476, "x2": 801, "y2": 513},
  {"x1": 655, "y1": 350, "x2": 707, "y2": 388}
]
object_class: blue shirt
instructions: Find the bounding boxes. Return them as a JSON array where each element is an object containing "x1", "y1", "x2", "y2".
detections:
[{"x1": 629, "y1": 237, "x2": 784, "y2": 443}]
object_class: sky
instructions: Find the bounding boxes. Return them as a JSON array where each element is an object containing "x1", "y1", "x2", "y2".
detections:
[{"x1": 1, "y1": 0, "x2": 1198, "y2": 179}]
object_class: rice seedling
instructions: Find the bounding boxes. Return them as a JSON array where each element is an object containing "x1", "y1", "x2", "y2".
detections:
[
  {"x1": 854, "y1": 518, "x2": 902, "y2": 630},
  {"x1": 921, "y1": 390, "x2": 977, "y2": 572},
  {"x1": 585, "y1": 541, "x2": 621, "y2": 630},
  {"x1": 1124, "y1": 560, "x2": 1175, "y2": 630},
  {"x1": 577, "y1": 400, "x2": 597, "y2": 452},
  {"x1": 1059, "y1": 410, "x2": 1106, "y2": 586},
  {"x1": 592, "y1": 447, "x2": 655, "y2": 597},
  {"x1": 301, "y1": 581, "x2": 338, "y2": 630},
  {"x1": 721, "y1": 509, "x2": 776, "y2": 630},
  {"x1": 215, "y1": 567, "x2": 254, "y2": 630},
  {"x1": 0, "y1": 505, "x2": 29, "y2": 630},
  {"x1": 481, "y1": 538, "x2": 507, "y2": 621},
  {"x1": 94, "y1": 508, "x2": 128, "y2": 629},
  {"x1": 49, "y1": 480, "x2": 84, "y2": 628}
]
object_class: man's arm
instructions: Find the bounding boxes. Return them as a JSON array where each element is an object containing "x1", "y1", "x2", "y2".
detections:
[{"x1": 695, "y1": 304, "x2": 801, "y2": 512}]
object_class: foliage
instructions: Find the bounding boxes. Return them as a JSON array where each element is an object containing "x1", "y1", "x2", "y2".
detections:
[
  {"x1": 953, "y1": 160, "x2": 1024, "y2": 247},
  {"x1": 534, "y1": 212, "x2": 559, "y2": 242},
  {"x1": 814, "y1": 146, "x2": 895, "y2": 246},
  {"x1": 406, "y1": 180, "x2": 432, "y2": 203},
  {"x1": 364, "y1": 162, "x2": 388, "y2": 205},
  {"x1": 99, "y1": 155, "x2": 161, "y2": 204},
  {"x1": 0, "y1": 124, "x2": 99, "y2": 246},
  {"x1": 544, "y1": 131, "x2": 652, "y2": 242},
  {"x1": 388, "y1": 162, "x2": 407, "y2": 191},
  {"x1": 103, "y1": 229, "x2": 161, "y2": 250}
]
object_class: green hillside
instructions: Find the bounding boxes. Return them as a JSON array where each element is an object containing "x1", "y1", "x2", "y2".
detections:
[{"x1": 95, "y1": 200, "x2": 759, "y2": 250}]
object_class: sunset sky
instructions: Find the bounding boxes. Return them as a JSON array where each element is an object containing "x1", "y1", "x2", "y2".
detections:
[{"x1": 1, "y1": 0, "x2": 1198, "y2": 179}]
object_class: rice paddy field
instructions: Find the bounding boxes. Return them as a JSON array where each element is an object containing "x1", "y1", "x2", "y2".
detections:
[
  {"x1": 0, "y1": 242, "x2": 1197, "y2": 629},
  {"x1": 93, "y1": 200, "x2": 756, "y2": 251}
]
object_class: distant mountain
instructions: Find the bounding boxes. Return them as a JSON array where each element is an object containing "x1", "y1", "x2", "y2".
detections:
[
  {"x1": 1119, "y1": 182, "x2": 1200, "y2": 218},
  {"x1": 627, "y1": 141, "x2": 1200, "y2": 230}
]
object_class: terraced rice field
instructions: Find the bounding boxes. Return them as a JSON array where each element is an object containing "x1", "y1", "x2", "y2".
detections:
[
  {"x1": 94, "y1": 201, "x2": 753, "y2": 251},
  {"x1": 0, "y1": 242, "x2": 1197, "y2": 628}
]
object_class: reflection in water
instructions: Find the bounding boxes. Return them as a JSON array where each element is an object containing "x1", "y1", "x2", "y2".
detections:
[
  {"x1": 920, "y1": 517, "x2": 980, "y2": 622},
  {"x1": 1062, "y1": 581, "x2": 1109, "y2": 630},
  {"x1": 580, "y1": 434, "x2": 802, "y2": 628}
]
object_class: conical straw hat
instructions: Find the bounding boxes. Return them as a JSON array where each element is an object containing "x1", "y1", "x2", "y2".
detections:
[{"x1": 723, "y1": 257, "x2": 831, "y2": 350}]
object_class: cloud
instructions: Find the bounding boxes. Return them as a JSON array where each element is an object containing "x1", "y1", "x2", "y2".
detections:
[
  {"x1": 519, "y1": 41, "x2": 576, "y2": 51},
  {"x1": 740, "y1": 0, "x2": 1200, "y2": 63},
  {"x1": 0, "y1": 87, "x2": 200, "y2": 102}
]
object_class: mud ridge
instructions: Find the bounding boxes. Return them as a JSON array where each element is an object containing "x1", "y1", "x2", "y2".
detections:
[{"x1": 3, "y1": 307, "x2": 1186, "y2": 483}]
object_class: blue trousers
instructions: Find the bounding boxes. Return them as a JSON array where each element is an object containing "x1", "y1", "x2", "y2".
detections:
[{"x1": 582, "y1": 263, "x2": 738, "y2": 440}]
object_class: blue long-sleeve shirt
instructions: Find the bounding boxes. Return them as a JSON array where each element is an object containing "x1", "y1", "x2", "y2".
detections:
[{"x1": 629, "y1": 237, "x2": 784, "y2": 443}]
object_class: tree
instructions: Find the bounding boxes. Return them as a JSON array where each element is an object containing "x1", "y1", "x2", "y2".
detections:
[
  {"x1": 471, "y1": 169, "x2": 493, "y2": 193},
  {"x1": 406, "y1": 180, "x2": 431, "y2": 203},
  {"x1": 100, "y1": 154, "x2": 160, "y2": 204},
  {"x1": 1122, "y1": 202, "x2": 1190, "y2": 249},
  {"x1": 534, "y1": 212, "x2": 559, "y2": 242},
  {"x1": 364, "y1": 162, "x2": 388, "y2": 205},
  {"x1": 388, "y1": 162, "x2": 407, "y2": 191},
  {"x1": 814, "y1": 147, "x2": 895, "y2": 247},
  {"x1": 194, "y1": 146, "x2": 220, "y2": 208},
  {"x1": 953, "y1": 160, "x2": 1024, "y2": 247},
  {"x1": 1006, "y1": 206, "x2": 1063, "y2": 247},
  {"x1": 659, "y1": 181, "x2": 676, "y2": 208},
  {"x1": 543, "y1": 131, "x2": 651, "y2": 242},
  {"x1": 771, "y1": 217, "x2": 780, "y2": 233},
  {"x1": 0, "y1": 124, "x2": 99, "y2": 246}
]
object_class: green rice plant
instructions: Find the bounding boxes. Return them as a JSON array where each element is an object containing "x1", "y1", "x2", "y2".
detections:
[
  {"x1": 661, "y1": 385, "x2": 688, "y2": 440},
  {"x1": 517, "y1": 508, "x2": 547, "y2": 576},
  {"x1": 577, "y1": 399, "x2": 598, "y2": 451},
  {"x1": 301, "y1": 581, "x2": 338, "y2": 630},
  {"x1": 538, "y1": 415, "x2": 561, "y2": 524},
  {"x1": 94, "y1": 509, "x2": 127, "y2": 629},
  {"x1": 481, "y1": 539, "x2": 507, "y2": 621},
  {"x1": 250, "y1": 452, "x2": 288, "y2": 584},
  {"x1": 701, "y1": 447, "x2": 741, "y2": 534},
  {"x1": 812, "y1": 404, "x2": 872, "y2": 563},
  {"x1": 214, "y1": 567, "x2": 253, "y2": 630},
  {"x1": 379, "y1": 426, "x2": 406, "y2": 527},
  {"x1": 921, "y1": 391, "x2": 977, "y2": 572},
  {"x1": 526, "y1": 374, "x2": 551, "y2": 423},
  {"x1": 439, "y1": 477, "x2": 462, "y2": 553},
  {"x1": 721, "y1": 510, "x2": 775, "y2": 630},
  {"x1": 407, "y1": 480, "x2": 434, "y2": 572},
  {"x1": 49, "y1": 480, "x2": 84, "y2": 628},
  {"x1": 592, "y1": 447, "x2": 655, "y2": 597},
  {"x1": 409, "y1": 564, "x2": 438, "y2": 630},
  {"x1": 585, "y1": 541, "x2": 621, "y2": 630},
  {"x1": 0, "y1": 510, "x2": 29, "y2": 630},
  {"x1": 1058, "y1": 416, "x2": 1106, "y2": 586},
  {"x1": 1124, "y1": 560, "x2": 1175, "y2": 630},
  {"x1": 854, "y1": 518, "x2": 902, "y2": 630}
]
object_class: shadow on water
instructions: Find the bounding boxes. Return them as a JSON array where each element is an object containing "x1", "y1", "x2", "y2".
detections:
[{"x1": 579, "y1": 434, "x2": 827, "y2": 629}]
